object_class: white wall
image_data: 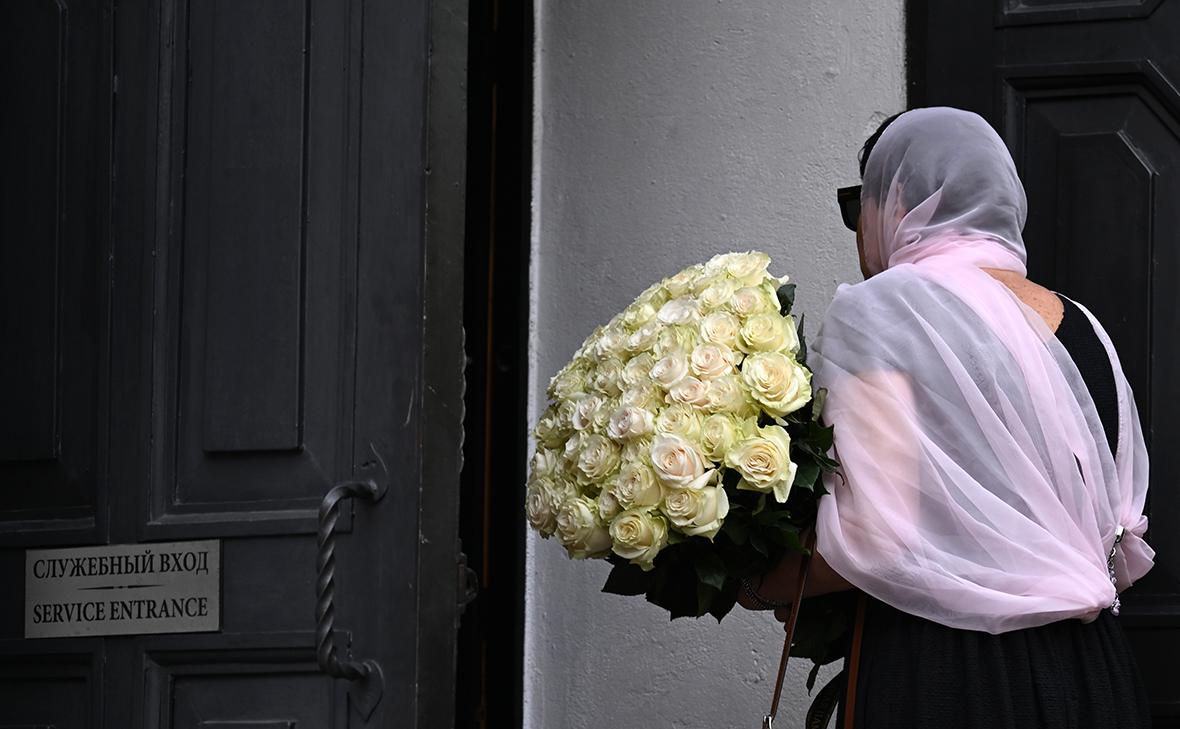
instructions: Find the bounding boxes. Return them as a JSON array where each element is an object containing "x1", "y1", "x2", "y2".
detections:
[{"x1": 527, "y1": 2, "x2": 905, "y2": 726}]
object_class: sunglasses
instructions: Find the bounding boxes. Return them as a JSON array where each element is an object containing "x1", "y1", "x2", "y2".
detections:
[{"x1": 837, "y1": 185, "x2": 861, "y2": 232}]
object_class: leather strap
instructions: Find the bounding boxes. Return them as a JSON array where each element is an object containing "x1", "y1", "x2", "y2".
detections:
[
  {"x1": 841, "y1": 591, "x2": 869, "y2": 728},
  {"x1": 764, "y1": 529, "x2": 816, "y2": 724},
  {"x1": 763, "y1": 531, "x2": 870, "y2": 729}
]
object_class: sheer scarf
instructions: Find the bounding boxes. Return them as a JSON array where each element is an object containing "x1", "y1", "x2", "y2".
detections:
[{"x1": 812, "y1": 107, "x2": 1153, "y2": 633}]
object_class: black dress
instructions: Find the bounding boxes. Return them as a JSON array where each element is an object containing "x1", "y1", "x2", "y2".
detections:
[{"x1": 832, "y1": 294, "x2": 1153, "y2": 729}]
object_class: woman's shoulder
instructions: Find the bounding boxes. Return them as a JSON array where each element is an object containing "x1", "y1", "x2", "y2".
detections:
[
  {"x1": 825, "y1": 265, "x2": 950, "y2": 322},
  {"x1": 815, "y1": 266, "x2": 960, "y2": 362}
]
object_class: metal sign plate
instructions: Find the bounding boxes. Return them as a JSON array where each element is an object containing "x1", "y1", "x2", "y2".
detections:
[{"x1": 25, "y1": 539, "x2": 221, "y2": 638}]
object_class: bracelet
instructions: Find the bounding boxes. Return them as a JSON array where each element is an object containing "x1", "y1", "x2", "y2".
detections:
[{"x1": 739, "y1": 574, "x2": 793, "y2": 610}]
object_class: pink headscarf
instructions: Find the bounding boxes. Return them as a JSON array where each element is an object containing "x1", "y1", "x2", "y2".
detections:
[{"x1": 812, "y1": 107, "x2": 1153, "y2": 633}]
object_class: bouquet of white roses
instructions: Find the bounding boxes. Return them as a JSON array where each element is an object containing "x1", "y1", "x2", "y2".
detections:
[{"x1": 525, "y1": 251, "x2": 845, "y2": 663}]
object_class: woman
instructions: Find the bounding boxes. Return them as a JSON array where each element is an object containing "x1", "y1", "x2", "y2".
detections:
[{"x1": 737, "y1": 107, "x2": 1155, "y2": 728}]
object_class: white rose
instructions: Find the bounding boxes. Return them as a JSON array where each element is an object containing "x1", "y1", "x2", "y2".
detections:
[
  {"x1": 694, "y1": 276, "x2": 736, "y2": 312},
  {"x1": 636, "y1": 280, "x2": 670, "y2": 308},
  {"x1": 703, "y1": 252, "x2": 732, "y2": 275},
  {"x1": 553, "y1": 396, "x2": 574, "y2": 421},
  {"x1": 653, "y1": 325, "x2": 699, "y2": 358},
  {"x1": 572, "y1": 394, "x2": 604, "y2": 431},
  {"x1": 622, "y1": 301, "x2": 657, "y2": 329},
  {"x1": 699, "y1": 311, "x2": 741, "y2": 349},
  {"x1": 593, "y1": 358, "x2": 626, "y2": 396},
  {"x1": 548, "y1": 359, "x2": 591, "y2": 401},
  {"x1": 597, "y1": 488, "x2": 623, "y2": 521},
  {"x1": 649, "y1": 350, "x2": 690, "y2": 389},
  {"x1": 525, "y1": 477, "x2": 561, "y2": 536},
  {"x1": 562, "y1": 430, "x2": 585, "y2": 464},
  {"x1": 706, "y1": 251, "x2": 771, "y2": 284},
  {"x1": 593, "y1": 326, "x2": 628, "y2": 361},
  {"x1": 530, "y1": 448, "x2": 561, "y2": 479},
  {"x1": 610, "y1": 461, "x2": 663, "y2": 508},
  {"x1": 620, "y1": 383, "x2": 664, "y2": 411},
  {"x1": 725, "y1": 251, "x2": 772, "y2": 283},
  {"x1": 621, "y1": 436, "x2": 653, "y2": 464},
  {"x1": 690, "y1": 342, "x2": 737, "y2": 380},
  {"x1": 740, "y1": 351, "x2": 812, "y2": 416},
  {"x1": 572, "y1": 327, "x2": 601, "y2": 361},
  {"x1": 660, "y1": 483, "x2": 730, "y2": 539},
  {"x1": 607, "y1": 405, "x2": 655, "y2": 441},
  {"x1": 729, "y1": 286, "x2": 776, "y2": 317},
  {"x1": 533, "y1": 408, "x2": 566, "y2": 448},
  {"x1": 594, "y1": 398, "x2": 617, "y2": 430},
  {"x1": 704, "y1": 375, "x2": 754, "y2": 415},
  {"x1": 626, "y1": 321, "x2": 661, "y2": 353},
  {"x1": 575, "y1": 433, "x2": 621, "y2": 483},
  {"x1": 657, "y1": 297, "x2": 701, "y2": 325},
  {"x1": 609, "y1": 508, "x2": 669, "y2": 571},
  {"x1": 738, "y1": 312, "x2": 789, "y2": 353},
  {"x1": 780, "y1": 314, "x2": 800, "y2": 354},
  {"x1": 556, "y1": 496, "x2": 613, "y2": 558},
  {"x1": 667, "y1": 375, "x2": 712, "y2": 408},
  {"x1": 663, "y1": 266, "x2": 702, "y2": 297},
  {"x1": 649, "y1": 434, "x2": 714, "y2": 489},
  {"x1": 621, "y1": 352, "x2": 656, "y2": 387},
  {"x1": 699, "y1": 413, "x2": 743, "y2": 461},
  {"x1": 724, "y1": 424, "x2": 797, "y2": 503},
  {"x1": 653, "y1": 403, "x2": 703, "y2": 441}
]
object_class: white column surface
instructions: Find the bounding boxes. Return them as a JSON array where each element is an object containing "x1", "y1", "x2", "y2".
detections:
[{"x1": 527, "y1": 2, "x2": 905, "y2": 726}]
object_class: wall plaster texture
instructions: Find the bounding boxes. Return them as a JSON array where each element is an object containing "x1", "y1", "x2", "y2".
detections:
[{"x1": 527, "y1": 2, "x2": 905, "y2": 726}]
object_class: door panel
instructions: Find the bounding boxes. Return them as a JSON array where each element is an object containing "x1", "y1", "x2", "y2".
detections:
[
  {"x1": 0, "y1": 0, "x2": 110, "y2": 546},
  {"x1": 144, "y1": 637, "x2": 345, "y2": 729},
  {"x1": 185, "y1": 0, "x2": 308, "y2": 456},
  {"x1": 912, "y1": 0, "x2": 1180, "y2": 721},
  {"x1": 0, "y1": 646, "x2": 100, "y2": 728},
  {"x1": 144, "y1": 0, "x2": 361, "y2": 539},
  {"x1": 0, "y1": 0, "x2": 464, "y2": 727}
]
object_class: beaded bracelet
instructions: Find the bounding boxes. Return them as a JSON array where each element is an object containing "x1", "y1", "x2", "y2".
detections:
[{"x1": 740, "y1": 574, "x2": 794, "y2": 610}]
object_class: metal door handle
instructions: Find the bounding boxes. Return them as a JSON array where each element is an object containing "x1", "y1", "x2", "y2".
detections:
[{"x1": 317, "y1": 478, "x2": 386, "y2": 719}]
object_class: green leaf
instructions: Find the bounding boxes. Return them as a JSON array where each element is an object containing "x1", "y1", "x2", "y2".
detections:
[
  {"x1": 751, "y1": 493, "x2": 767, "y2": 516},
  {"x1": 721, "y1": 516, "x2": 748, "y2": 545},
  {"x1": 796, "y1": 313, "x2": 807, "y2": 364},
  {"x1": 807, "y1": 421, "x2": 835, "y2": 452},
  {"x1": 749, "y1": 532, "x2": 769, "y2": 556},
  {"x1": 694, "y1": 550, "x2": 728, "y2": 591},
  {"x1": 798, "y1": 442, "x2": 840, "y2": 471},
  {"x1": 813, "y1": 476, "x2": 830, "y2": 497},
  {"x1": 792, "y1": 460, "x2": 821, "y2": 492},
  {"x1": 602, "y1": 561, "x2": 652, "y2": 596},
  {"x1": 707, "y1": 581, "x2": 738, "y2": 622},
  {"x1": 784, "y1": 409, "x2": 808, "y2": 426},
  {"x1": 777, "y1": 283, "x2": 797, "y2": 316},
  {"x1": 667, "y1": 530, "x2": 687, "y2": 545},
  {"x1": 780, "y1": 526, "x2": 807, "y2": 553},
  {"x1": 816, "y1": 422, "x2": 835, "y2": 450},
  {"x1": 696, "y1": 581, "x2": 719, "y2": 617},
  {"x1": 811, "y1": 388, "x2": 828, "y2": 421},
  {"x1": 753, "y1": 506, "x2": 791, "y2": 526},
  {"x1": 806, "y1": 662, "x2": 821, "y2": 693}
]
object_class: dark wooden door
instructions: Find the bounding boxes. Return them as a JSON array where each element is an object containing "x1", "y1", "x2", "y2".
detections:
[
  {"x1": 0, "y1": 1, "x2": 465, "y2": 727},
  {"x1": 911, "y1": 1, "x2": 1180, "y2": 723}
]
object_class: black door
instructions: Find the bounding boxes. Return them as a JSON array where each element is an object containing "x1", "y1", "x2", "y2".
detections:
[
  {"x1": 910, "y1": 1, "x2": 1180, "y2": 723},
  {"x1": 0, "y1": 1, "x2": 466, "y2": 726}
]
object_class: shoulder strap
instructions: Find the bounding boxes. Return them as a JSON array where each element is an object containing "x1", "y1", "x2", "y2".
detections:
[
  {"x1": 841, "y1": 591, "x2": 869, "y2": 728},
  {"x1": 763, "y1": 530, "x2": 815, "y2": 727},
  {"x1": 802, "y1": 591, "x2": 869, "y2": 729},
  {"x1": 763, "y1": 530, "x2": 869, "y2": 729}
]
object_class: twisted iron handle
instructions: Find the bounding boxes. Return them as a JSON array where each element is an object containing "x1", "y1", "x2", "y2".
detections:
[{"x1": 316, "y1": 478, "x2": 386, "y2": 717}]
